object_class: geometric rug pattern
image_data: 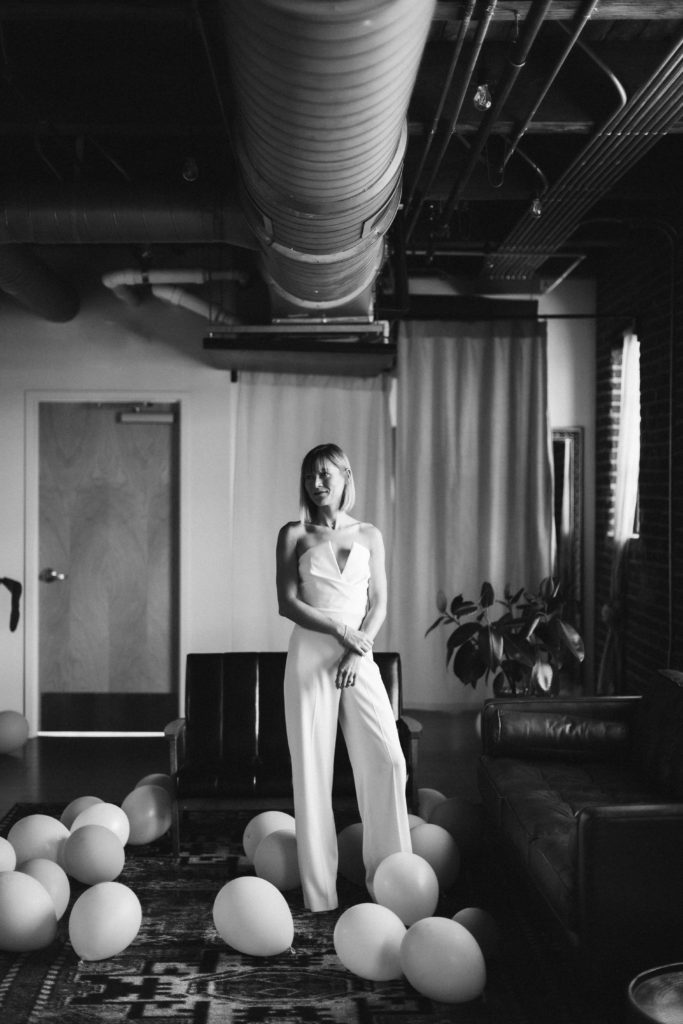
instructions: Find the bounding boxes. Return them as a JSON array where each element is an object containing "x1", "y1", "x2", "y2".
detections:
[{"x1": 0, "y1": 804, "x2": 622, "y2": 1024}]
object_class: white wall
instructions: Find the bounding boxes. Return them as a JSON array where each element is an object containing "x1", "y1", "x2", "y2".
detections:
[{"x1": 0, "y1": 270, "x2": 595, "y2": 723}]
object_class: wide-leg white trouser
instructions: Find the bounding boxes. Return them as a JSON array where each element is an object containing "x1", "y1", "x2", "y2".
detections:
[{"x1": 284, "y1": 625, "x2": 411, "y2": 911}]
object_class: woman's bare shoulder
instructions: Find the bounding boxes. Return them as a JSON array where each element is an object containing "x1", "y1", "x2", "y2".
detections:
[
  {"x1": 357, "y1": 521, "x2": 384, "y2": 551},
  {"x1": 277, "y1": 520, "x2": 305, "y2": 550}
]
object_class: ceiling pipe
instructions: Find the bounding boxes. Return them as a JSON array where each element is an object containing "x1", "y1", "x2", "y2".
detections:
[
  {"x1": 438, "y1": 0, "x2": 555, "y2": 229},
  {"x1": 0, "y1": 246, "x2": 80, "y2": 321},
  {"x1": 219, "y1": 0, "x2": 435, "y2": 321},
  {"x1": 150, "y1": 285, "x2": 236, "y2": 324},
  {"x1": 0, "y1": 186, "x2": 258, "y2": 248},
  {"x1": 489, "y1": 29, "x2": 683, "y2": 279},
  {"x1": 403, "y1": 0, "x2": 480, "y2": 243},
  {"x1": 498, "y1": 0, "x2": 600, "y2": 174},
  {"x1": 101, "y1": 267, "x2": 248, "y2": 305}
]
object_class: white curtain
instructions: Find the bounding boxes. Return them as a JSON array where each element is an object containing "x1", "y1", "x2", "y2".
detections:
[
  {"x1": 228, "y1": 372, "x2": 393, "y2": 650},
  {"x1": 388, "y1": 320, "x2": 554, "y2": 708},
  {"x1": 597, "y1": 330, "x2": 641, "y2": 694}
]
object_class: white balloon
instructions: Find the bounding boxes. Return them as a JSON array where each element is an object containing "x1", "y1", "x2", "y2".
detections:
[
  {"x1": 410, "y1": 822, "x2": 460, "y2": 890},
  {"x1": 417, "y1": 787, "x2": 447, "y2": 820},
  {"x1": 334, "y1": 903, "x2": 406, "y2": 981},
  {"x1": 0, "y1": 710, "x2": 29, "y2": 754},
  {"x1": 135, "y1": 773, "x2": 175, "y2": 798},
  {"x1": 60, "y1": 795, "x2": 103, "y2": 830},
  {"x1": 63, "y1": 824, "x2": 126, "y2": 885},
  {"x1": 242, "y1": 811, "x2": 295, "y2": 864},
  {"x1": 0, "y1": 871, "x2": 58, "y2": 951},
  {"x1": 373, "y1": 852, "x2": 439, "y2": 926},
  {"x1": 71, "y1": 803, "x2": 130, "y2": 846},
  {"x1": 254, "y1": 830, "x2": 300, "y2": 891},
  {"x1": 19, "y1": 858, "x2": 71, "y2": 920},
  {"x1": 0, "y1": 836, "x2": 17, "y2": 871},
  {"x1": 7, "y1": 813, "x2": 69, "y2": 866},
  {"x1": 121, "y1": 785, "x2": 172, "y2": 845},
  {"x1": 69, "y1": 882, "x2": 142, "y2": 961},
  {"x1": 213, "y1": 877, "x2": 294, "y2": 956},
  {"x1": 400, "y1": 917, "x2": 486, "y2": 1003},
  {"x1": 452, "y1": 907, "x2": 500, "y2": 960}
]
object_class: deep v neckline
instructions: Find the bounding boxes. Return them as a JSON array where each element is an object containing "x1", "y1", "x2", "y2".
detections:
[{"x1": 328, "y1": 539, "x2": 356, "y2": 576}]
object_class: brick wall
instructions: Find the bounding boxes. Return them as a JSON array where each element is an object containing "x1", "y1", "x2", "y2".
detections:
[{"x1": 594, "y1": 221, "x2": 683, "y2": 692}]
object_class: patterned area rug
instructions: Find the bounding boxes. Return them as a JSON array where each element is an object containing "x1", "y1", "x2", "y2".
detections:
[{"x1": 0, "y1": 804, "x2": 622, "y2": 1024}]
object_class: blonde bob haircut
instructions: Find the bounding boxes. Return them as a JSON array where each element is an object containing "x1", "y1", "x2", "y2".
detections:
[{"x1": 299, "y1": 443, "x2": 355, "y2": 523}]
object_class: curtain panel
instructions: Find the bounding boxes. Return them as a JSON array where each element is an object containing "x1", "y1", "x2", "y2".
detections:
[
  {"x1": 228, "y1": 371, "x2": 394, "y2": 650},
  {"x1": 388, "y1": 320, "x2": 554, "y2": 708}
]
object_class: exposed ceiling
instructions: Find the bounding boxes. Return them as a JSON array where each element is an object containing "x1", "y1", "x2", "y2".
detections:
[{"x1": 0, "y1": 0, "x2": 682, "y2": 326}]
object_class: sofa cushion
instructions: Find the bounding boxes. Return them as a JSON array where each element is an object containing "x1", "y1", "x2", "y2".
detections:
[{"x1": 478, "y1": 755, "x2": 667, "y2": 930}]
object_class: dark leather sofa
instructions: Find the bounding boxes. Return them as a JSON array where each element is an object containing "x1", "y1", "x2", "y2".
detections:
[
  {"x1": 478, "y1": 675, "x2": 683, "y2": 985},
  {"x1": 165, "y1": 651, "x2": 420, "y2": 856}
]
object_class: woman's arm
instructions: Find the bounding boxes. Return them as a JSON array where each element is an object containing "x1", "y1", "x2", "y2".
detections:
[{"x1": 358, "y1": 525, "x2": 387, "y2": 640}]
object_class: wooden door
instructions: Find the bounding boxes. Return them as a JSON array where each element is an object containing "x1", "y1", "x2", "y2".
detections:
[{"x1": 38, "y1": 402, "x2": 179, "y2": 732}]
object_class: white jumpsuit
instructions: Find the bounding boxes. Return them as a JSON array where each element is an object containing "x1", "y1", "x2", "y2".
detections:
[{"x1": 284, "y1": 539, "x2": 412, "y2": 911}]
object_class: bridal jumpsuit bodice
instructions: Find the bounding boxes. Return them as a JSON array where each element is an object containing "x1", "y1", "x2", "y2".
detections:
[{"x1": 283, "y1": 538, "x2": 411, "y2": 912}]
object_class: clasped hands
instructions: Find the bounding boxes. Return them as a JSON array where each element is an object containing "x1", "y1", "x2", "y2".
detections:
[{"x1": 336, "y1": 625, "x2": 373, "y2": 689}]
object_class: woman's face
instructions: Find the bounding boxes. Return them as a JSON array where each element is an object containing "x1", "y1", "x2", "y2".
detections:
[{"x1": 304, "y1": 459, "x2": 347, "y2": 512}]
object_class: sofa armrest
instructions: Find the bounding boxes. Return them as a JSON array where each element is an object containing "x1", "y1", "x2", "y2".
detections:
[
  {"x1": 480, "y1": 697, "x2": 639, "y2": 761},
  {"x1": 164, "y1": 717, "x2": 186, "y2": 776},
  {"x1": 577, "y1": 803, "x2": 683, "y2": 971}
]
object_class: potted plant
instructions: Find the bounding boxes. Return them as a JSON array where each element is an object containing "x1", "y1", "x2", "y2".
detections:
[{"x1": 426, "y1": 578, "x2": 585, "y2": 696}]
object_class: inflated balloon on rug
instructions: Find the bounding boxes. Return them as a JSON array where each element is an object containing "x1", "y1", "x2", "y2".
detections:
[
  {"x1": 410, "y1": 822, "x2": 460, "y2": 890},
  {"x1": 0, "y1": 835, "x2": 16, "y2": 871},
  {"x1": 19, "y1": 858, "x2": 71, "y2": 920},
  {"x1": 62, "y1": 823, "x2": 125, "y2": 884},
  {"x1": 242, "y1": 811, "x2": 296, "y2": 864},
  {"x1": 334, "y1": 903, "x2": 406, "y2": 981},
  {"x1": 6, "y1": 813, "x2": 69, "y2": 865},
  {"x1": 70, "y1": 802, "x2": 130, "y2": 846},
  {"x1": 253, "y1": 829, "x2": 300, "y2": 891},
  {"x1": 60, "y1": 795, "x2": 103, "y2": 830},
  {"x1": 452, "y1": 906, "x2": 500, "y2": 961},
  {"x1": 400, "y1": 916, "x2": 486, "y2": 1003},
  {"x1": 0, "y1": 871, "x2": 58, "y2": 951},
  {"x1": 68, "y1": 881, "x2": 142, "y2": 961},
  {"x1": 213, "y1": 876, "x2": 294, "y2": 956},
  {"x1": 0, "y1": 710, "x2": 29, "y2": 754},
  {"x1": 121, "y1": 784, "x2": 172, "y2": 845},
  {"x1": 372, "y1": 851, "x2": 440, "y2": 925}
]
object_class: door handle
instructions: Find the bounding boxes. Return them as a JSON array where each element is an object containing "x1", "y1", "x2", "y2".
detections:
[{"x1": 39, "y1": 568, "x2": 68, "y2": 583}]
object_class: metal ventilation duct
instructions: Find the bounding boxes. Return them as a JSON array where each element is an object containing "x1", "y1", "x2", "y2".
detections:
[{"x1": 220, "y1": 0, "x2": 435, "y2": 321}]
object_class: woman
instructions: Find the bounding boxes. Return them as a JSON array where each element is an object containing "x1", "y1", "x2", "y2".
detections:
[{"x1": 276, "y1": 442, "x2": 411, "y2": 912}]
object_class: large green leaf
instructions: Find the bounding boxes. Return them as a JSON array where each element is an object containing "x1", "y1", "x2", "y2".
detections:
[
  {"x1": 480, "y1": 581, "x2": 495, "y2": 608},
  {"x1": 453, "y1": 641, "x2": 486, "y2": 688},
  {"x1": 557, "y1": 619, "x2": 586, "y2": 661},
  {"x1": 531, "y1": 659, "x2": 554, "y2": 693},
  {"x1": 478, "y1": 624, "x2": 504, "y2": 670}
]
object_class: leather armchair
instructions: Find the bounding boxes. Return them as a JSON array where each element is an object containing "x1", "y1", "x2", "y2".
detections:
[{"x1": 165, "y1": 651, "x2": 421, "y2": 857}]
